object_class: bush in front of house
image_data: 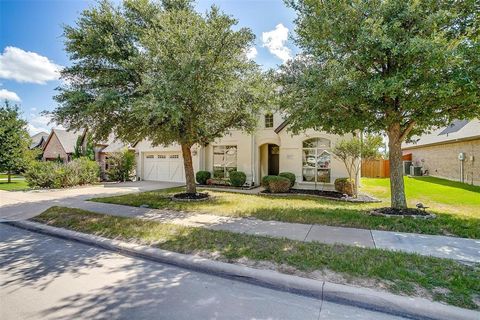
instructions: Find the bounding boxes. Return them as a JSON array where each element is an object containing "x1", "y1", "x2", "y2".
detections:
[
  {"x1": 262, "y1": 175, "x2": 291, "y2": 193},
  {"x1": 196, "y1": 171, "x2": 211, "y2": 185},
  {"x1": 334, "y1": 178, "x2": 355, "y2": 196},
  {"x1": 106, "y1": 149, "x2": 136, "y2": 182},
  {"x1": 278, "y1": 172, "x2": 296, "y2": 188},
  {"x1": 25, "y1": 157, "x2": 99, "y2": 189},
  {"x1": 229, "y1": 171, "x2": 246, "y2": 187}
]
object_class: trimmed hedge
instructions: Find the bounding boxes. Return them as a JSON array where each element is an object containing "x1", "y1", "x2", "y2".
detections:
[
  {"x1": 279, "y1": 172, "x2": 296, "y2": 187},
  {"x1": 334, "y1": 178, "x2": 355, "y2": 196},
  {"x1": 262, "y1": 175, "x2": 291, "y2": 193},
  {"x1": 196, "y1": 171, "x2": 211, "y2": 185},
  {"x1": 25, "y1": 157, "x2": 99, "y2": 189},
  {"x1": 229, "y1": 171, "x2": 246, "y2": 187}
]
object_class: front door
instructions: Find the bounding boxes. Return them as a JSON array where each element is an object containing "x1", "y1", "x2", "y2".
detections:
[{"x1": 268, "y1": 144, "x2": 279, "y2": 175}]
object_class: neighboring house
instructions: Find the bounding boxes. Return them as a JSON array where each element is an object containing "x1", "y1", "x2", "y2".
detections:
[
  {"x1": 94, "y1": 134, "x2": 135, "y2": 179},
  {"x1": 42, "y1": 129, "x2": 85, "y2": 162},
  {"x1": 402, "y1": 119, "x2": 480, "y2": 186},
  {"x1": 30, "y1": 131, "x2": 49, "y2": 149},
  {"x1": 133, "y1": 112, "x2": 352, "y2": 189}
]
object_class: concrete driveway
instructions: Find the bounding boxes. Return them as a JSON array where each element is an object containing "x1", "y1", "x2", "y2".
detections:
[{"x1": 0, "y1": 181, "x2": 183, "y2": 221}]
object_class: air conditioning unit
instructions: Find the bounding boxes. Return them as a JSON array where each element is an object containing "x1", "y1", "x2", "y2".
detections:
[{"x1": 410, "y1": 166, "x2": 422, "y2": 176}]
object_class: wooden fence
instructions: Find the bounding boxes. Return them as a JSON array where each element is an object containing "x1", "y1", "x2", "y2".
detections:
[
  {"x1": 361, "y1": 154, "x2": 412, "y2": 178},
  {"x1": 361, "y1": 159, "x2": 390, "y2": 178}
]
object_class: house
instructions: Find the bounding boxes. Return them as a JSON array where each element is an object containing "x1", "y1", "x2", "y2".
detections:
[
  {"x1": 133, "y1": 112, "x2": 351, "y2": 189},
  {"x1": 42, "y1": 129, "x2": 85, "y2": 162},
  {"x1": 402, "y1": 119, "x2": 480, "y2": 185},
  {"x1": 94, "y1": 134, "x2": 135, "y2": 179},
  {"x1": 30, "y1": 131, "x2": 49, "y2": 149}
]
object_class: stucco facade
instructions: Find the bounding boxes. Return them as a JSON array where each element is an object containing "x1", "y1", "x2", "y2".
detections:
[
  {"x1": 403, "y1": 139, "x2": 480, "y2": 186},
  {"x1": 134, "y1": 112, "x2": 352, "y2": 189}
]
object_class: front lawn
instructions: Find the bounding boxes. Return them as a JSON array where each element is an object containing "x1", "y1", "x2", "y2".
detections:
[
  {"x1": 0, "y1": 180, "x2": 29, "y2": 191},
  {"x1": 0, "y1": 173, "x2": 24, "y2": 179},
  {"x1": 32, "y1": 207, "x2": 480, "y2": 310},
  {"x1": 91, "y1": 176, "x2": 480, "y2": 238}
]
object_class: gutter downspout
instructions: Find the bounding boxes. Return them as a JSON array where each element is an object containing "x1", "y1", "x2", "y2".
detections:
[{"x1": 251, "y1": 133, "x2": 256, "y2": 186}]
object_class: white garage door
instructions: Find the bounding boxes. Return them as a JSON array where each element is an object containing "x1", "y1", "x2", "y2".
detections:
[{"x1": 143, "y1": 153, "x2": 185, "y2": 182}]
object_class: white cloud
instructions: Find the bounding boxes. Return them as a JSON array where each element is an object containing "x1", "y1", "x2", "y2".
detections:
[
  {"x1": 0, "y1": 46, "x2": 62, "y2": 84},
  {"x1": 245, "y1": 46, "x2": 258, "y2": 60},
  {"x1": 262, "y1": 24, "x2": 292, "y2": 63},
  {"x1": 27, "y1": 114, "x2": 63, "y2": 135},
  {"x1": 0, "y1": 88, "x2": 21, "y2": 101}
]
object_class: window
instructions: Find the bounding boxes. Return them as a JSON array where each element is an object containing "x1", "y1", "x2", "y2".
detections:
[
  {"x1": 169, "y1": 154, "x2": 179, "y2": 159},
  {"x1": 302, "y1": 138, "x2": 331, "y2": 183},
  {"x1": 264, "y1": 113, "x2": 274, "y2": 128},
  {"x1": 145, "y1": 155, "x2": 154, "y2": 159},
  {"x1": 213, "y1": 145, "x2": 237, "y2": 178},
  {"x1": 158, "y1": 155, "x2": 166, "y2": 159}
]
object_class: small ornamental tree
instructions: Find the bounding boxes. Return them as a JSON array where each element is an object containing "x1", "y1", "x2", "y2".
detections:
[
  {"x1": 0, "y1": 101, "x2": 32, "y2": 182},
  {"x1": 279, "y1": 0, "x2": 480, "y2": 208},
  {"x1": 333, "y1": 135, "x2": 382, "y2": 197},
  {"x1": 51, "y1": 0, "x2": 269, "y2": 194}
]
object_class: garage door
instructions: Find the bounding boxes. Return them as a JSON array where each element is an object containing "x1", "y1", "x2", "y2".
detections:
[{"x1": 143, "y1": 153, "x2": 184, "y2": 182}]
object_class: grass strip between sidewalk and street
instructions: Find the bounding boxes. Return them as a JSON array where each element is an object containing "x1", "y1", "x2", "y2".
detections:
[{"x1": 32, "y1": 206, "x2": 480, "y2": 310}]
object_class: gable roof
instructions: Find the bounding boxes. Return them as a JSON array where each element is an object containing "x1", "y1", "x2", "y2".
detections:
[
  {"x1": 274, "y1": 119, "x2": 289, "y2": 134},
  {"x1": 30, "y1": 131, "x2": 49, "y2": 149},
  {"x1": 402, "y1": 119, "x2": 480, "y2": 150},
  {"x1": 44, "y1": 129, "x2": 85, "y2": 154}
]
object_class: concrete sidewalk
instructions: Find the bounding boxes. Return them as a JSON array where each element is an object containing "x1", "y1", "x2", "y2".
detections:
[{"x1": 70, "y1": 201, "x2": 480, "y2": 264}]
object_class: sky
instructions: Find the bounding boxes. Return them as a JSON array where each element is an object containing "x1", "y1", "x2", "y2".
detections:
[{"x1": 0, "y1": 0, "x2": 299, "y2": 135}]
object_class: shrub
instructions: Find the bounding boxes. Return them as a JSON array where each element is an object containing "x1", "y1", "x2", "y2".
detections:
[
  {"x1": 25, "y1": 158, "x2": 99, "y2": 189},
  {"x1": 278, "y1": 172, "x2": 296, "y2": 188},
  {"x1": 334, "y1": 178, "x2": 355, "y2": 196},
  {"x1": 196, "y1": 171, "x2": 211, "y2": 185},
  {"x1": 229, "y1": 171, "x2": 246, "y2": 187},
  {"x1": 262, "y1": 175, "x2": 291, "y2": 193},
  {"x1": 106, "y1": 149, "x2": 136, "y2": 182}
]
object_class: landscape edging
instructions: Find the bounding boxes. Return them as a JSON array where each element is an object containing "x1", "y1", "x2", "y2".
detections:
[{"x1": 5, "y1": 219, "x2": 478, "y2": 320}]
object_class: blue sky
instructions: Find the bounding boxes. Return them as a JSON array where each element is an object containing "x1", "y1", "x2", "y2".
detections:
[{"x1": 0, "y1": 0, "x2": 298, "y2": 134}]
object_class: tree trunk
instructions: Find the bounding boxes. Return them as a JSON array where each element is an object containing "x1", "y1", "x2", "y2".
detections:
[
  {"x1": 387, "y1": 124, "x2": 407, "y2": 209},
  {"x1": 181, "y1": 143, "x2": 196, "y2": 194},
  {"x1": 7, "y1": 169, "x2": 11, "y2": 183}
]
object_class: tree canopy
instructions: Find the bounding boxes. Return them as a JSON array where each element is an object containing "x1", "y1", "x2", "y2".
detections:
[
  {"x1": 51, "y1": 0, "x2": 268, "y2": 193},
  {"x1": 279, "y1": 0, "x2": 480, "y2": 208},
  {"x1": 0, "y1": 101, "x2": 32, "y2": 182}
]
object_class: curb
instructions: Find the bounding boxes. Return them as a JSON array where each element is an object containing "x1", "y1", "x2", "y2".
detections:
[{"x1": 5, "y1": 220, "x2": 479, "y2": 320}]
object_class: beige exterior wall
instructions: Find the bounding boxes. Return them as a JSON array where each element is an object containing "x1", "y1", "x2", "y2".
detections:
[
  {"x1": 403, "y1": 139, "x2": 480, "y2": 186},
  {"x1": 42, "y1": 133, "x2": 68, "y2": 162}
]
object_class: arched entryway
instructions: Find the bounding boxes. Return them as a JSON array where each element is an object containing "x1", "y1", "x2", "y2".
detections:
[{"x1": 259, "y1": 143, "x2": 279, "y2": 178}]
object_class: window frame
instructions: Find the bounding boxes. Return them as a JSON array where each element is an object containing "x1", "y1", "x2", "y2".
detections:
[
  {"x1": 264, "y1": 113, "x2": 274, "y2": 128},
  {"x1": 213, "y1": 145, "x2": 238, "y2": 179},
  {"x1": 302, "y1": 138, "x2": 332, "y2": 183}
]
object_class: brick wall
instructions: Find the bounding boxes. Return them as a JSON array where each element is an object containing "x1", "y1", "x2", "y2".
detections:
[
  {"x1": 42, "y1": 133, "x2": 68, "y2": 162},
  {"x1": 403, "y1": 139, "x2": 480, "y2": 186}
]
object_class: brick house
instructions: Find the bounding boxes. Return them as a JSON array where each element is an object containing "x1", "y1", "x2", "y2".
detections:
[
  {"x1": 42, "y1": 129, "x2": 85, "y2": 162},
  {"x1": 402, "y1": 119, "x2": 480, "y2": 186}
]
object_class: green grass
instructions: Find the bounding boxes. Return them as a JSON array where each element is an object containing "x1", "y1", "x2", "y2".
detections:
[
  {"x1": 91, "y1": 176, "x2": 480, "y2": 238},
  {"x1": 0, "y1": 180, "x2": 29, "y2": 191},
  {"x1": 0, "y1": 173, "x2": 24, "y2": 179},
  {"x1": 32, "y1": 206, "x2": 480, "y2": 310}
]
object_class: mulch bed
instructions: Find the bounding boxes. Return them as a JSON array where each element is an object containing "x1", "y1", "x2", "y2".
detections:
[
  {"x1": 370, "y1": 207, "x2": 436, "y2": 219},
  {"x1": 262, "y1": 188, "x2": 344, "y2": 198},
  {"x1": 172, "y1": 192, "x2": 210, "y2": 202}
]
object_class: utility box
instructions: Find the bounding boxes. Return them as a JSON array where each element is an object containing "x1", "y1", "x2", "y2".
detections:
[
  {"x1": 403, "y1": 161, "x2": 412, "y2": 176},
  {"x1": 410, "y1": 166, "x2": 422, "y2": 176}
]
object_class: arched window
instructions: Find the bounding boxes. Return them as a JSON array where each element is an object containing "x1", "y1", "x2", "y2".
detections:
[{"x1": 302, "y1": 138, "x2": 331, "y2": 183}]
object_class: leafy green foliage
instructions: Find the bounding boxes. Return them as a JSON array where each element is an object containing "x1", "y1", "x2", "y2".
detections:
[
  {"x1": 262, "y1": 175, "x2": 291, "y2": 193},
  {"x1": 229, "y1": 171, "x2": 246, "y2": 187},
  {"x1": 279, "y1": 0, "x2": 480, "y2": 208},
  {"x1": 73, "y1": 135, "x2": 95, "y2": 160},
  {"x1": 25, "y1": 157, "x2": 99, "y2": 188},
  {"x1": 51, "y1": 0, "x2": 271, "y2": 193},
  {"x1": 278, "y1": 172, "x2": 296, "y2": 187},
  {"x1": 106, "y1": 149, "x2": 136, "y2": 182},
  {"x1": 196, "y1": 171, "x2": 211, "y2": 185},
  {"x1": 334, "y1": 178, "x2": 355, "y2": 196},
  {"x1": 0, "y1": 101, "x2": 33, "y2": 181}
]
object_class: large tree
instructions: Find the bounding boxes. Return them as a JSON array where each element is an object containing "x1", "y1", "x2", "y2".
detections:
[
  {"x1": 51, "y1": 0, "x2": 267, "y2": 194},
  {"x1": 0, "y1": 101, "x2": 32, "y2": 183},
  {"x1": 278, "y1": 0, "x2": 480, "y2": 208}
]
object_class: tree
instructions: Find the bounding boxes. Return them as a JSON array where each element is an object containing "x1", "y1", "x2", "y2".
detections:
[
  {"x1": 0, "y1": 101, "x2": 32, "y2": 183},
  {"x1": 51, "y1": 0, "x2": 267, "y2": 194},
  {"x1": 73, "y1": 135, "x2": 95, "y2": 161},
  {"x1": 106, "y1": 149, "x2": 136, "y2": 182},
  {"x1": 333, "y1": 134, "x2": 382, "y2": 196},
  {"x1": 278, "y1": 0, "x2": 480, "y2": 208}
]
